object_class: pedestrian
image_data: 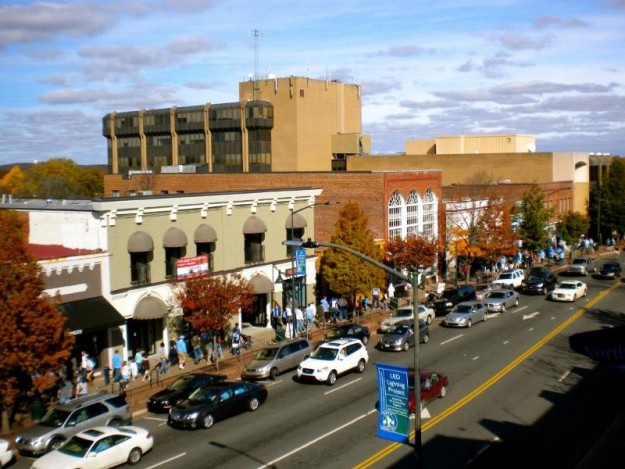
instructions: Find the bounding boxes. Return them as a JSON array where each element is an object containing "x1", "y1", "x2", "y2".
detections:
[
  {"x1": 158, "y1": 342, "x2": 168, "y2": 375},
  {"x1": 305, "y1": 303, "x2": 315, "y2": 332},
  {"x1": 79, "y1": 350, "x2": 89, "y2": 382},
  {"x1": 191, "y1": 334, "x2": 203, "y2": 365},
  {"x1": 176, "y1": 335, "x2": 187, "y2": 369},
  {"x1": 295, "y1": 305, "x2": 304, "y2": 334},
  {"x1": 320, "y1": 296, "x2": 330, "y2": 320},
  {"x1": 168, "y1": 340, "x2": 179, "y2": 367},
  {"x1": 231, "y1": 323, "x2": 241, "y2": 357},
  {"x1": 129, "y1": 359, "x2": 138, "y2": 380},
  {"x1": 112, "y1": 349, "x2": 122, "y2": 383},
  {"x1": 85, "y1": 354, "x2": 95, "y2": 383},
  {"x1": 372, "y1": 286, "x2": 380, "y2": 308},
  {"x1": 387, "y1": 283, "x2": 395, "y2": 299},
  {"x1": 142, "y1": 356, "x2": 151, "y2": 381},
  {"x1": 135, "y1": 350, "x2": 144, "y2": 375},
  {"x1": 74, "y1": 376, "x2": 88, "y2": 399},
  {"x1": 56, "y1": 374, "x2": 73, "y2": 404},
  {"x1": 338, "y1": 296, "x2": 348, "y2": 321}
]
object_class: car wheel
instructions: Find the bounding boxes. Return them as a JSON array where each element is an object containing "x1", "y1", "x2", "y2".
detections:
[
  {"x1": 202, "y1": 413, "x2": 215, "y2": 429},
  {"x1": 573, "y1": 294, "x2": 577, "y2": 302},
  {"x1": 362, "y1": 336, "x2": 369, "y2": 345},
  {"x1": 269, "y1": 367, "x2": 278, "y2": 380},
  {"x1": 501, "y1": 304, "x2": 506, "y2": 312},
  {"x1": 515, "y1": 298, "x2": 519, "y2": 306},
  {"x1": 584, "y1": 288, "x2": 587, "y2": 297},
  {"x1": 127, "y1": 447, "x2": 143, "y2": 465},
  {"x1": 483, "y1": 313, "x2": 488, "y2": 322},
  {"x1": 403, "y1": 341, "x2": 410, "y2": 351},
  {"x1": 467, "y1": 319, "x2": 472, "y2": 328},
  {"x1": 48, "y1": 437, "x2": 64, "y2": 453},
  {"x1": 439, "y1": 386, "x2": 447, "y2": 398},
  {"x1": 248, "y1": 397, "x2": 260, "y2": 411},
  {"x1": 422, "y1": 333, "x2": 429, "y2": 344},
  {"x1": 357, "y1": 359, "x2": 366, "y2": 373},
  {"x1": 327, "y1": 371, "x2": 337, "y2": 386},
  {"x1": 108, "y1": 418, "x2": 123, "y2": 428},
  {"x1": 426, "y1": 315, "x2": 433, "y2": 325}
]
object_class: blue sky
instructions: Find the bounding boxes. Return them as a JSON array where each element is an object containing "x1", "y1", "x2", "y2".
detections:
[{"x1": 1, "y1": 0, "x2": 624, "y2": 166}]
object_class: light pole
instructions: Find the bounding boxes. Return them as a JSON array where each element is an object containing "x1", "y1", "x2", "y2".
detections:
[
  {"x1": 288, "y1": 201, "x2": 338, "y2": 336},
  {"x1": 289, "y1": 238, "x2": 423, "y2": 465}
]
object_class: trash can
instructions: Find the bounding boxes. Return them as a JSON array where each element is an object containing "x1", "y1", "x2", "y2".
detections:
[
  {"x1": 275, "y1": 327, "x2": 285, "y2": 342},
  {"x1": 390, "y1": 298, "x2": 398, "y2": 310}
]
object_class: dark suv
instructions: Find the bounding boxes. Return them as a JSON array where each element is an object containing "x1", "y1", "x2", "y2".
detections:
[
  {"x1": 522, "y1": 267, "x2": 557, "y2": 295},
  {"x1": 433, "y1": 285, "x2": 476, "y2": 315}
]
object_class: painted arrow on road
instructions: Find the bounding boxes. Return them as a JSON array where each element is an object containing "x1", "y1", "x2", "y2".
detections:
[{"x1": 523, "y1": 312, "x2": 540, "y2": 320}]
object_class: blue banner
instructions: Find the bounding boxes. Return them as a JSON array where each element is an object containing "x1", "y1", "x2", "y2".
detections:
[
  {"x1": 295, "y1": 248, "x2": 306, "y2": 276},
  {"x1": 376, "y1": 363, "x2": 410, "y2": 444}
]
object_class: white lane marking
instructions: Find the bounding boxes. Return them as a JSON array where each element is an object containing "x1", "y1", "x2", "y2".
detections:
[
  {"x1": 256, "y1": 413, "x2": 370, "y2": 469},
  {"x1": 503, "y1": 340, "x2": 510, "y2": 345},
  {"x1": 558, "y1": 370, "x2": 571, "y2": 383},
  {"x1": 324, "y1": 377, "x2": 362, "y2": 395},
  {"x1": 512, "y1": 306, "x2": 528, "y2": 314},
  {"x1": 265, "y1": 379, "x2": 284, "y2": 387},
  {"x1": 522, "y1": 312, "x2": 540, "y2": 320},
  {"x1": 472, "y1": 356, "x2": 479, "y2": 361},
  {"x1": 143, "y1": 416, "x2": 167, "y2": 422},
  {"x1": 528, "y1": 328, "x2": 534, "y2": 332},
  {"x1": 145, "y1": 452, "x2": 186, "y2": 468},
  {"x1": 441, "y1": 334, "x2": 463, "y2": 345}
]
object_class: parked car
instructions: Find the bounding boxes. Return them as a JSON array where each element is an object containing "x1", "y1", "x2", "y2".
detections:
[
  {"x1": 597, "y1": 262, "x2": 622, "y2": 279},
  {"x1": 567, "y1": 257, "x2": 597, "y2": 276},
  {"x1": 323, "y1": 323, "x2": 370, "y2": 345},
  {"x1": 377, "y1": 320, "x2": 429, "y2": 351},
  {"x1": 522, "y1": 267, "x2": 558, "y2": 295},
  {"x1": 297, "y1": 338, "x2": 368, "y2": 385},
  {"x1": 378, "y1": 305, "x2": 435, "y2": 332},
  {"x1": 433, "y1": 285, "x2": 477, "y2": 315},
  {"x1": 31, "y1": 425, "x2": 153, "y2": 469},
  {"x1": 15, "y1": 392, "x2": 132, "y2": 456},
  {"x1": 492, "y1": 269, "x2": 525, "y2": 289},
  {"x1": 167, "y1": 380, "x2": 268, "y2": 430},
  {"x1": 475, "y1": 282, "x2": 499, "y2": 301},
  {"x1": 0, "y1": 439, "x2": 14, "y2": 468},
  {"x1": 241, "y1": 338, "x2": 313, "y2": 380},
  {"x1": 409, "y1": 370, "x2": 449, "y2": 414},
  {"x1": 551, "y1": 280, "x2": 588, "y2": 302},
  {"x1": 443, "y1": 301, "x2": 488, "y2": 328},
  {"x1": 147, "y1": 372, "x2": 226, "y2": 413},
  {"x1": 485, "y1": 289, "x2": 520, "y2": 313}
]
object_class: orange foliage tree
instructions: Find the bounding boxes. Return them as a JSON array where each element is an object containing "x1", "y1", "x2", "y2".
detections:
[
  {"x1": 386, "y1": 234, "x2": 438, "y2": 283},
  {"x1": 0, "y1": 210, "x2": 74, "y2": 433},
  {"x1": 170, "y1": 273, "x2": 253, "y2": 369}
]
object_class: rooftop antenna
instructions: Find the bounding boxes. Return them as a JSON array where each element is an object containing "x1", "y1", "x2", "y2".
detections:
[{"x1": 249, "y1": 28, "x2": 263, "y2": 100}]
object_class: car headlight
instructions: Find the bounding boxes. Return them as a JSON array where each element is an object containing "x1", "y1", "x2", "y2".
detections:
[
  {"x1": 458, "y1": 317, "x2": 466, "y2": 323},
  {"x1": 317, "y1": 366, "x2": 328, "y2": 373},
  {"x1": 188, "y1": 412, "x2": 199, "y2": 419},
  {"x1": 445, "y1": 301, "x2": 452, "y2": 307}
]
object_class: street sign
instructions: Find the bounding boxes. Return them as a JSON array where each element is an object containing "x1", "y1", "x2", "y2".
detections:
[
  {"x1": 376, "y1": 363, "x2": 410, "y2": 444},
  {"x1": 295, "y1": 248, "x2": 306, "y2": 276}
]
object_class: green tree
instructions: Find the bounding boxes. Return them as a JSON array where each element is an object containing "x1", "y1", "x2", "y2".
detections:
[
  {"x1": 589, "y1": 158, "x2": 625, "y2": 242},
  {"x1": 556, "y1": 212, "x2": 590, "y2": 247},
  {"x1": 170, "y1": 273, "x2": 253, "y2": 369},
  {"x1": 320, "y1": 202, "x2": 385, "y2": 309},
  {"x1": 0, "y1": 210, "x2": 74, "y2": 433},
  {"x1": 20, "y1": 159, "x2": 104, "y2": 199},
  {"x1": 516, "y1": 186, "x2": 554, "y2": 252}
]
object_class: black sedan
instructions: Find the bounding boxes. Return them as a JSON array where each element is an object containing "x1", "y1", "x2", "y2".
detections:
[
  {"x1": 167, "y1": 380, "x2": 268, "y2": 430},
  {"x1": 597, "y1": 262, "x2": 622, "y2": 279},
  {"x1": 322, "y1": 323, "x2": 370, "y2": 345},
  {"x1": 147, "y1": 372, "x2": 226, "y2": 413}
]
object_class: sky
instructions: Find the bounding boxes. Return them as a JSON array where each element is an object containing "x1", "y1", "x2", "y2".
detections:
[{"x1": 1, "y1": 0, "x2": 624, "y2": 167}]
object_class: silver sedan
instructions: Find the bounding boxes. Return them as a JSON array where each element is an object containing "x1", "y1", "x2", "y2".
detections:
[
  {"x1": 443, "y1": 301, "x2": 488, "y2": 328},
  {"x1": 485, "y1": 289, "x2": 519, "y2": 312}
]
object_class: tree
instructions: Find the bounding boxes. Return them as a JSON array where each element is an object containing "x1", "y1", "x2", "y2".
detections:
[
  {"x1": 0, "y1": 165, "x2": 25, "y2": 196},
  {"x1": 556, "y1": 212, "x2": 590, "y2": 247},
  {"x1": 20, "y1": 159, "x2": 104, "y2": 199},
  {"x1": 0, "y1": 210, "x2": 74, "y2": 433},
  {"x1": 589, "y1": 158, "x2": 625, "y2": 242},
  {"x1": 320, "y1": 202, "x2": 386, "y2": 309},
  {"x1": 170, "y1": 273, "x2": 253, "y2": 369},
  {"x1": 516, "y1": 186, "x2": 554, "y2": 252},
  {"x1": 386, "y1": 234, "x2": 438, "y2": 276}
]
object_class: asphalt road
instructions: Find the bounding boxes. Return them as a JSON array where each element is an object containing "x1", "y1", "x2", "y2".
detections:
[{"x1": 14, "y1": 266, "x2": 625, "y2": 469}]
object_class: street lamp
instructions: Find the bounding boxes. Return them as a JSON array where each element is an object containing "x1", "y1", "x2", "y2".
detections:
[
  {"x1": 288, "y1": 200, "x2": 338, "y2": 336},
  {"x1": 290, "y1": 238, "x2": 423, "y2": 465}
]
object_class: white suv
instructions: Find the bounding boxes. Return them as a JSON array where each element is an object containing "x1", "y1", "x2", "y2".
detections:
[
  {"x1": 297, "y1": 338, "x2": 368, "y2": 385},
  {"x1": 493, "y1": 269, "x2": 525, "y2": 289}
]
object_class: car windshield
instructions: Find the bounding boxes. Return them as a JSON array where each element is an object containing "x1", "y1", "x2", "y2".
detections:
[
  {"x1": 38, "y1": 408, "x2": 70, "y2": 427},
  {"x1": 389, "y1": 324, "x2": 410, "y2": 334},
  {"x1": 58, "y1": 436, "x2": 93, "y2": 458},
  {"x1": 168, "y1": 375, "x2": 193, "y2": 391},
  {"x1": 188, "y1": 387, "x2": 219, "y2": 403},
  {"x1": 603, "y1": 264, "x2": 618, "y2": 270},
  {"x1": 441, "y1": 291, "x2": 457, "y2": 300},
  {"x1": 454, "y1": 305, "x2": 473, "y2": 314},
  {"x1": 311, "y1": 347, "x2": 339, "y2": 360},
  {"x1": 255, "y1": 347, "x2": 279, "y2": 360},
  {"x1": 394, "y1": 309, "x2": 413, "y2": 318},
  {"x1": 573, "y1": 259, "x2": 587, "y2": 265},
  {"x1": 326, "y1": 328, "x2": 349, "y2": 339},
  {"x1": 497, "y1": 273, "x2": 512, "y2": 280},
  {"x1": 527, "y1": 275, "x2": 545, "y2": 282},
  {"x1": 489, "y1": 292, "x2": 506, "y2": 299},
  {"x1": 559, "y1": 283, "x2": 577, "y2": 290}
]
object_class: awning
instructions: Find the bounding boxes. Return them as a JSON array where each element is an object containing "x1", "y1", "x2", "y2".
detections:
[
  {"x1": 194, "y1": 224, "x2": 218, "y2": 243},
  {"x1": 58, "y1": 297, "x2": 125, "y2": 335},
  {"x1": 163, "y1": 227, "x2": 188, "y2": 248},
  {"x1": 128, "y1": 231, "x2": 154, "y2": 253},
  {"x1": 242, "y1": 215, "x2": 267, "y2": 234},
  {"x1": 250, "y1": 274, "x2": 274, "y2": 294},
  {"x1": 285, "y1": 213, "x2": 307, "y2": 229},
  {"x1": 134, "y1": 296, "x2": 169, "y2": 320}
]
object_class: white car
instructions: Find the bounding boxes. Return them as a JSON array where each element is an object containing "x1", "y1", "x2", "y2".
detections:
[
  {"x1": 493, "y1": 269, "x2": 525, "y2": 289},
  {"x1": 378, "y1": 305, "x2": 435, "y2": 331},
  {"x1": 31, "y1": 426, "x2": 154, "y2": 469},
  {"x1": 0, "y1": 439, "x2": 14, "y2": 468},
  {"x1": 297, "y1": 338, "x2": 368, "y2": 385},
  {"x1": 551, "y1": 280, "x2": 588, "y2": 302}
]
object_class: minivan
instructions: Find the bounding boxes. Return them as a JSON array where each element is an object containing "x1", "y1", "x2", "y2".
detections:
[{"x1": 241, "y1": 338, "x2": 313, "y2": 380}]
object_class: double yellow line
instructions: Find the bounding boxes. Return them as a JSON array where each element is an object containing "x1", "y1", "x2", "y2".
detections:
[{"x1": 355, "y1": 282, "x2": 620, "y2": 469}]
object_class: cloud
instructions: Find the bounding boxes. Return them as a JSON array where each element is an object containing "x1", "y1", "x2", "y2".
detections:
[
  {"x1": 38, "y1": 84, "x2": 179, "y2": 109},
  {"x1": 533, "y1": 16, "x2": 588, "y2": 29},
  {"x1": 361, "y1": 79, "x2": 402, "y2": 96},
  {"x1": 491, "y1": 81, "x2": 619, "y2": 95},
  {"x1": 457, "y1": 52, "x2": 532, "y2": 78},
  {"x1": 370, "y1": 45, "x2": 433, "y2": 57},
  {"x1": 497, "y1": 32, "x2": 551, "y2": 51},
  {"x1": 0, "y1": 2, "x2": 116, "y2": 47}
]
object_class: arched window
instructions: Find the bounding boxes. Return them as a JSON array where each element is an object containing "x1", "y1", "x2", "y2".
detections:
[
  {"x1": 422, "y1": 190, "x2": 437, "y2": 239},
  {"x1": 388, "y1": 192, "x2": 405, "y2": 240},
  {"x1": 406, "y1": 191, "x2": 421, "y2": 237}
]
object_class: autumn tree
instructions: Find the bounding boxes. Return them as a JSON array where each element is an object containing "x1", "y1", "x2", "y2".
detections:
[
  {"x1": 320, "y1": 202, "x2": 386, "y2": 309},
  {"x1": 0, "y1": 165, "x2": 25, "y2": 196},
  {"x1": 589, "y1": 158, "x2": 625, "y2": 242},
  {"x1": 20, "y1": 158, "x2": 104, "y2": 199},
  {"x1": 0, "y1": 210, "x2": 74, "y2": 433},
  {"x1": 516, "y1": 186, "x2": 554, "y2": 253},
  {"x1": 386, "y1": 234, "x2": 438, "y2": 284},
  {"x1": 556, "y1": 212, "x2": 590, "y2": 247},
  {"x1": 170, "y1": 273, "x2": 253, "y2": 369}
]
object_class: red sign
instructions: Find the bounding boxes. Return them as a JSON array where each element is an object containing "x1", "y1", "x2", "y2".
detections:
[{"x1": 176, "y1": 255, "x2": 209, "y2": 279}]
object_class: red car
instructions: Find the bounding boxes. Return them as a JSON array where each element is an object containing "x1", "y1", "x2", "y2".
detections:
[{"x1": 408, "y1": 370, "x2": 448, "y2": 414}]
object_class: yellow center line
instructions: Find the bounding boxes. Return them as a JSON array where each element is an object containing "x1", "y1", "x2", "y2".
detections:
[{"x1": 354, "y1": 283, "x2": 619, "y2": 469}]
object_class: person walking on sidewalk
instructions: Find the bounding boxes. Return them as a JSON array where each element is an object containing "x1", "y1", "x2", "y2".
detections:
[
  {"x1": 231, "y1": 323, "x2": 241, "y2": 357},
  {"x1": 192, "y1": 334, "x2": 203, "y2": 365},
  {"x1": 112, "y1": 350, "x2": 122, "y2": 383},
  {"x1": 176, "y1": 336, "x2": 188, "y2": 369},
  {"x1": 158, "y1": 342, "x2": 168, "y2": 376}
]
